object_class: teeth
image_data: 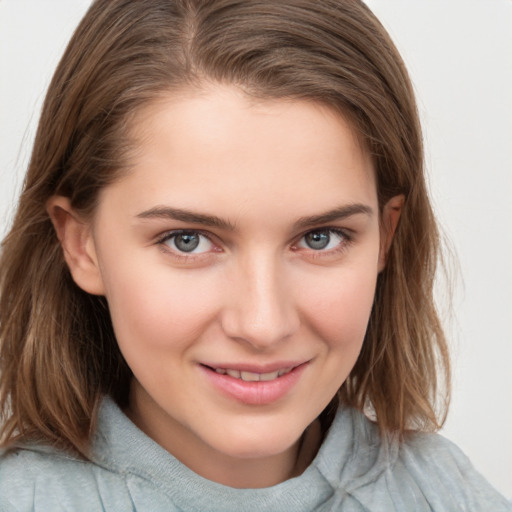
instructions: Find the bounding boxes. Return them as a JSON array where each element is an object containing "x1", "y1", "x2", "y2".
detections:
[
  {"x1": 259, "y1": 371, "x2": 280, "y2": 381},
  {"x1": 226, "y1": 369, "x2": 241, "y2": 379},
  {"x1": 214, "y1": 367, "x2": 292, "y2": 381},
  {"x1": 240, "y1": 371, "x2": 261, "y2": 382}
]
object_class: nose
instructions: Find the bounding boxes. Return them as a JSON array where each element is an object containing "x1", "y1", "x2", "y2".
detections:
[{"x1": 220, "y1": 251, "x2": 300, "y2": 350}]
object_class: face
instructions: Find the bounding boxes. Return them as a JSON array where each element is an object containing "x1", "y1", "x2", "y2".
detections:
[{"x1": 59, "y1": 85, "x2": 399, "y2": 487}]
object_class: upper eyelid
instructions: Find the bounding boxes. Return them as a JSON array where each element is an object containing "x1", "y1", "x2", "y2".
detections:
[
  {"x1": 305, "y1": 226, "x2": 350, "y2": 235},
  {"x1": 155, "y1": 225, "x2": 353, "y2": 249},
  {"x1": 290, "y1": 227, "x2": 353, "y2": 253},
  {"x1": 293, "y1": 226, "x2": 352, "y2": 243},
  {"x1": 157, "y1": 228, "x2": 215, "y2": 243},
  {"x1": 156, "y1": 230, "x2": 218, "y2": 260}
]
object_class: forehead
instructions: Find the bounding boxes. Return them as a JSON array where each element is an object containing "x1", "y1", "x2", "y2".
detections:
[{"x1": 100, "y1": 85, "x2": 377, "y2": 223}]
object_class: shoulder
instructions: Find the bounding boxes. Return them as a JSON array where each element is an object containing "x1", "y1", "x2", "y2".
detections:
[
  {"x1": 0, "y1": 443, "x2": 176, "y2": 512},
  {"x1": 0, "y1": 396, "x2": 184, "y2": 512},
  {"x1": 314, "y1": 407, "x2": 512, "y2": 511},
  {"x1": 400, "y1": 426, "x2": 475, "y2": 473},
  {"x1": 397, "y1": 430, "x2": 511, "y2": 509},
  {"x1": 0, "y1": 445, "x2": 123, "y2": 511}
]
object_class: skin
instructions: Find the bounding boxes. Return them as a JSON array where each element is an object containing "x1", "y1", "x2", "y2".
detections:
[{"x1": 49, "y1": 85, "x2": 402, "y2": 488}]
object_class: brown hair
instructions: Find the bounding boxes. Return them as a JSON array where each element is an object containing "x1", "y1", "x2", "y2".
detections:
[{"x1": 0, "y1": 0, "x2": 450, "y2": 456}]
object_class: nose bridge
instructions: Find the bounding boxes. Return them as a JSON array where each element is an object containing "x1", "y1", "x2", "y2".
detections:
[{"x1": 221, "y1": 248, "x2": 299, "y2": 349}]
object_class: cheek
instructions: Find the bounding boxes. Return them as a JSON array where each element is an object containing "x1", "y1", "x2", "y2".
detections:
[
  {"x1": 300, "y1": 264, "x2": 377, "y2": 348},
  {"x1": 102, "y1": 260, "x2": 222, "y2": 356}
]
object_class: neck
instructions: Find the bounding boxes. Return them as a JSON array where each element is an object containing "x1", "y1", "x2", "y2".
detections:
[
  {"x1": 188, "y1": 419, "x2": 322, "y2": 488},
  {"x1": 126, "y1": 387, "x2": 322, "y2": 488}
]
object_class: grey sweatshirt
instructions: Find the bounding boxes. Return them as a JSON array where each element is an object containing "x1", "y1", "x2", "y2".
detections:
[{"x1": 0, "y1": 397, "x2": 509, "y2": 511}]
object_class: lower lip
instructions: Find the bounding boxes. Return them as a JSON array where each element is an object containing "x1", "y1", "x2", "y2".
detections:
[{"x1": 200, "y1": 364, "x2": 308, "y2": 405}]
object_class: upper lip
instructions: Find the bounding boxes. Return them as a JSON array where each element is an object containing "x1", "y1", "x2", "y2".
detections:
[{"x1": 200, "y1": 361, "x2": 308, "y2": 373}]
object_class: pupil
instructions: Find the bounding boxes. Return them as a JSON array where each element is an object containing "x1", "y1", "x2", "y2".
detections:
[
  {"x1": 175, "y1": 233, "x2": 200, "y2": 252},
  {"x1": 306, "y1": 231, "x2": 330, "y2": 250}
]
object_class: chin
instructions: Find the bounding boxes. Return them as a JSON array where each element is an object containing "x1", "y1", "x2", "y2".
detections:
[{"x1": 209, "y1": 421, "x2": 304, "y2": 460}]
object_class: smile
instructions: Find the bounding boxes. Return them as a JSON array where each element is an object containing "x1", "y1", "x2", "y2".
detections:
[
  {"x1": 213, "y1": 367, "x2": 293, "y2": 382},
  {"x1": 200, "y1": 362, "x2": 309, "y2": 405}
]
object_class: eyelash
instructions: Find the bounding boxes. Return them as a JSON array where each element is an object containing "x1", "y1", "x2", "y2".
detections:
[
  {"x1": 156, "y1": 227, "x2": 353, "y2": 262},
  {"x1": 291, "y1": 227, "x2": 354, "y2": 261},
  {"x1": 156, "y1": 229, "x2": 219, "y2": 262}
]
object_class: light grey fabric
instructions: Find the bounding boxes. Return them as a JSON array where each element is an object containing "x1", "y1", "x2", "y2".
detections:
[{"x1": 0, "y1": 397, "x2": 510, "y2": 511}]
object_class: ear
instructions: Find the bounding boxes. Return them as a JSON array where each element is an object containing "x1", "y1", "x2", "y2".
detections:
[
  {"x1": 47, "y1": 196, "x2": 105, "y2": 295},
  {"x1": 378, "y1": 194, "x2": 404, "y2": 272}
]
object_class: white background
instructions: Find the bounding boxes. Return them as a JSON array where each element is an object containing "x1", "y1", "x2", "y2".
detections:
[{"x1": 1, "y1": 0, "x2": 511, "y2": 499}]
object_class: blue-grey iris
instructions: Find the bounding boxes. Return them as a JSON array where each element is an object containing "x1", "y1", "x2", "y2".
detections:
[
  {"x1": 174, "y1": 233, "x2": 200, "y2": 252},
  {"x1": 305, "y1": 231, "x2": 330, "y2": 250}
]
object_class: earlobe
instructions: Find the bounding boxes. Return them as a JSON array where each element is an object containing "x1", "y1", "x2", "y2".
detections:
[
  {"x1": 46, "y1": 196, "x2": 105, "y2": 295},
  {"x1": 378, "y1": 194, "x2": 404, "y2": 272}
]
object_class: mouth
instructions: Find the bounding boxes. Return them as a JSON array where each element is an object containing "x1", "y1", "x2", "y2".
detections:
[
  {"x1": 206, "y1": 366, "x2": 294, "y2": 382},
  {"x1": 199, "y1": 362, "x2": 308, "y2": 405}
]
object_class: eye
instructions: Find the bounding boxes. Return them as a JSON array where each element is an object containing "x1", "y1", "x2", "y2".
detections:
[
  {"x1": 296, "y1": 229, "x2": 346, "y2": 251},
  {"x1": 160, "y1": 230, "x2": 214, "y2": 254}
]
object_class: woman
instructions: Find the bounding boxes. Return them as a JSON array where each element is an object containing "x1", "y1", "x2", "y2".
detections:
[{"x1": 0, "y1": 1, "x2": 509, "y2": 509}]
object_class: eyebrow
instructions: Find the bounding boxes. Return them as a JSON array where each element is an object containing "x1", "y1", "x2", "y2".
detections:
[
  {"x1": 135, "y1": 206, "x2": 236, "y2": 231},
  {"x1": 292, "y1": 203, "x2": 374, "y2": 231},
  {"x1": 135, "y1": 203, "x2": 373, "y2": 232}
]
